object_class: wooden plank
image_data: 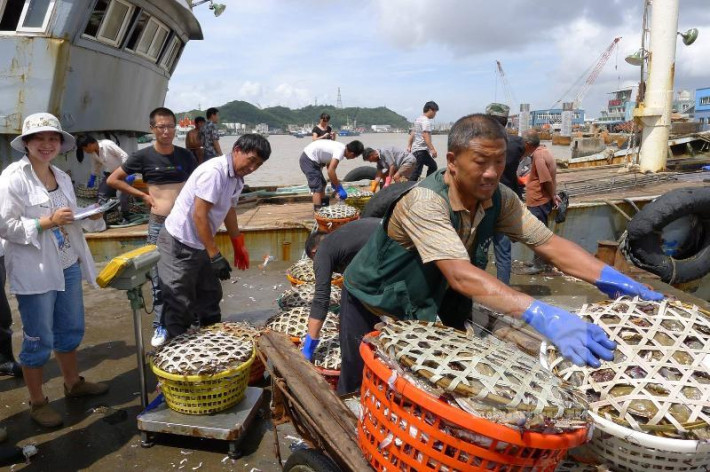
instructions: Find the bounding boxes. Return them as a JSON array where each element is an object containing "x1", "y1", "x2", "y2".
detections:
[{"x1": 258, "y1": 332, "x2": 372, "y2": 472}]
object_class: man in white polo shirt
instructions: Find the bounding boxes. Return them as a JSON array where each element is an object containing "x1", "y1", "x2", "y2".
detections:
[
  {"x1": 157, "y1": 134, "x2": 271, "y2": 338},
  {"x1": 299, "y1": 139, "x2": 364, "y2": 210}
]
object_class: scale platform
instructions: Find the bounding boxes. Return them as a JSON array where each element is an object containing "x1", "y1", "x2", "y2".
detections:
[{"x1": 137, "y1": 387, "x2": 264, "y2": 458}]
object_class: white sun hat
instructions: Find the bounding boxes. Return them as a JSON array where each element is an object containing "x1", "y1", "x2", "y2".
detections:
[{"x1": 10, "y1": 112, "x2": 76, "y2": 153}]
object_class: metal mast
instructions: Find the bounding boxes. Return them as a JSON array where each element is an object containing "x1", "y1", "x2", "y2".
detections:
[{"x1": 336, "y1": 88, "x2": 343, "y2": 109}]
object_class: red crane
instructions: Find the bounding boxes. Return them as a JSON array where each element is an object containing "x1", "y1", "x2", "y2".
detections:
[{"x1": 550, "y1": 36, "x2": 622, "y2": 110}]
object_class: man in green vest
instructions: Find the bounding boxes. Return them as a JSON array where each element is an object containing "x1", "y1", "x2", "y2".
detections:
[{"x1": 339, "y1": 114, "x2": 663, "y2": 394}]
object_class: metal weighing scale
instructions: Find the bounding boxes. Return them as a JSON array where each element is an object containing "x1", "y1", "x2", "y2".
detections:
[{"x1": 97, "y1": 245, "x2": 264, "y2": 459}]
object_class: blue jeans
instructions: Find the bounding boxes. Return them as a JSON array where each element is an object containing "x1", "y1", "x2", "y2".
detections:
[
  {"x1": 17, "y1": 263, "x2": 84, "y2": 367},
  {"x1": 147, "y1": 214, "x2": 166, "y2": 328},
  {"x1": 493, "y1": 233, "x2": 512, "y2": 285}
]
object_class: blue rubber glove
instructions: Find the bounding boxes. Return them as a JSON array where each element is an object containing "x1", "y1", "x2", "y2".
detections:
[
  {"x1": 334, "y1": 184, "x2": 348, "y2": 200},
  {"x1": 125, "y1": 174, "x2": 136, "y2": 185},
  {"x1": 523, "y1": 300, "x2": 616, "y2": 368},
  {"x1": 301, "y1": 334, "x2": 320, "y2": 362},
  {"x1": 595, "y1": 265, "x2": 664, "y2": 301},
  {"x1": 87, "y1": 174, "x2": 96, "y2": 188}
]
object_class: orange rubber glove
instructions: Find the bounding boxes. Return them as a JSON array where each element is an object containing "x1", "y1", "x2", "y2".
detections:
[
  {"x1": 369, "y1": 180, "x2": 378, "y2": 193},
  {"x1": 230, "y1": 234, "x2": 250, "y2": 270}
]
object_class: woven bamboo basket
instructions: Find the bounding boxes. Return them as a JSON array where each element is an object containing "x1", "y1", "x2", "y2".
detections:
[
  {"x1": 544, "y1": 298, "x2": 710, "y2": 471},
  {"x1": 264, "y1": 306, "x2": 339, "y2": 341},
  {"x1": 344, "y1": 188, "x2": 373, "y2": 212},
  {"x1": 151, "y1": 330, "x2": 254, "y2": 415},
  {"x1": 203, "y1": 321, "x2": 266, "y2": 385},
  {"x1": 286, "y1": 258, "x2": 343, "y2": 287},
  {"x1": 314, "y1": 204, "x2": 359, "y2": 232},
  {"x1": 311, "y1": 333, "x2": 341, "y2": 391},
  {"x1": 277, "y1": 283, "x2": 341, "y2": 312}
]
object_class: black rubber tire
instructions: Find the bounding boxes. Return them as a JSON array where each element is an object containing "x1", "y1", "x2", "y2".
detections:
[
  {"x1": 361, "y1": 181, "x2": 417, "y2": 218},
  {"x1": 283, "y1": 449, "x2": 341, "y2": 472},
  {"x1": 342, "y1": 166, "x2": 376, "y2": 182},
  {"x1": 625, "y1": 187, "x2": 710, "y2": 284}
]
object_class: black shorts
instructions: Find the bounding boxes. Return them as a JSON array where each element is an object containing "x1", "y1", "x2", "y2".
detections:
[{"x1": 299, "y1": 153, "x2": 326, "y2": 193}]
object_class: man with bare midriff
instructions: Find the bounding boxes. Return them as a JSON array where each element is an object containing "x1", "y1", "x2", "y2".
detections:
[{"x1": 107, "y1": 107, "x2": 197, "y2": 347}]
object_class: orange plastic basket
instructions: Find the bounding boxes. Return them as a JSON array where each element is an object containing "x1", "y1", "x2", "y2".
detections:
[
  {"x1": 358, "y1": 336, "x2": 589, "y2": 472},
  {"x1": 314, "y1": 212, "x2": 359, "y2": 233},
  {"x1": 315, "y1": 367, "x2": 339, "y2": 391}
]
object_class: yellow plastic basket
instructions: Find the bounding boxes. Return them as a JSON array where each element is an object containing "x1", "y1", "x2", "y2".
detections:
[
  {"x1": 150, "y1": 348, "x2": 255, "y2": 415},
  {"x1": 346, "y1": 195, "x2": 371, "y2": 212}
]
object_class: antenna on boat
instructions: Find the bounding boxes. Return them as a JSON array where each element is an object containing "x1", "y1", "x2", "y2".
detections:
[{"x1": 188, "y1": 0, "x2": 227, "y2": 17}]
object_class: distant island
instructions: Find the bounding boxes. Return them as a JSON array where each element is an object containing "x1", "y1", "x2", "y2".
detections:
[{"x1": 178, "y1": 101, "x2": 411, "y2": 133}]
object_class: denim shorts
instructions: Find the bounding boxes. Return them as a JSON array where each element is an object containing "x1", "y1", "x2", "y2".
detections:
[{"x1": 17, "y1": 262, "x2": 85, "y2": 367}]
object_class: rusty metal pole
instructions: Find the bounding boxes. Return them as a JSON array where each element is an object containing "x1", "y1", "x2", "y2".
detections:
[{"x1": 636, "y1": 0, "x2": 679, "y2": 172}]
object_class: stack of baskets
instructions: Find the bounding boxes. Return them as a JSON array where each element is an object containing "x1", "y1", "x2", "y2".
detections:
[
  {"x1": 344, "y1": 187, "x2": 373, "y2": 212},
  {"x1": 286, "y1": 258, "x2": 343, "y2": 287},
  {"x1": 268, "y1": 262, "x2": 346, "y2": 389},
  {"x1": 544, "y1": 298, "x2": 710, "y2": 472},
  {"x1": 314, "y1": 203, "x2": 359, "y2": 233},
  {"x1": 265, "y1": 304, "x2": 342, "y2": 390},
  {"x1": 150, "y1": 330, "x2": 255, "y2": 415},
  {"x1": 359, "y1": 321, "x2": 590, "y2": 472}
]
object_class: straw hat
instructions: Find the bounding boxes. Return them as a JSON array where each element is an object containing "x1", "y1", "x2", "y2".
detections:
[{"x1": 10, "y1": 112, "x2": 76, "y2": 153}]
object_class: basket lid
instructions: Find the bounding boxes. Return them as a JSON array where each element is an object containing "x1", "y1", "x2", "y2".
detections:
[
  {"x1": 315, "y1": 204, "x2": 358, "y2": 219},
  {"x1": 203, "y1": 321, "x2": 261, "y2": 339},
  {"x1": 153, "y1": 330, "x2": 253, "y2": 376},
  {"x1": 278, "y1": 283, "x2": 341, "y2": 309},
  {"x1": 374, "y1": 321, "x2": 589, "y2": 421},
  {"x1": 265, "y1": 306, "x2": 339, "y2": 338},
  {"x1": 546, "y1": 298, "x2": 710, "y2": 439}
]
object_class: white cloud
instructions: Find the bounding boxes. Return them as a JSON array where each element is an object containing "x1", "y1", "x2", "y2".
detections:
[{"x1": 165, "y1": 0, "x2": 710, "y2": 121}]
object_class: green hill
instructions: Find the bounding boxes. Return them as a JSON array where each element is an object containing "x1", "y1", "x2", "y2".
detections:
[{"x1": 179, "y1": 102, "x2": 410, "y2": 130}]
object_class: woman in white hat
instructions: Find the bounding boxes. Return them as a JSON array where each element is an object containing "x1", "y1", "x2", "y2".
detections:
[{"x1": 0, "y1": 113, "x2": 108, "y2": 428}]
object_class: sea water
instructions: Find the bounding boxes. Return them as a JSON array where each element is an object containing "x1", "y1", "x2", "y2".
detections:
[{"x1": 172, "y1": 133, "x2": 571, "y2": 187}]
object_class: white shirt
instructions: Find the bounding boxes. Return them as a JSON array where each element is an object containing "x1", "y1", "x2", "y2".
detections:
[
  {"x1": 411, "y1": 115, "x2": 433, "y2": 152},
  {"x1": 165, "y1": 154, "x2": 244, "y2": 250},
  {"x1": 304, "y1": 140, "x2": 346, "y2": 166},
  {"x1": 0, "y1": 156, "x2": 98, "y2": 294},
  {"x1": 91, "y1": 139, "x2": 128, "y2": 175}
]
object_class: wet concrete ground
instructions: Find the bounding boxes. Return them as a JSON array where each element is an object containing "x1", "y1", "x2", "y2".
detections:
[{"x1": 0, "y1": 258, "x2": 689, "y2": 471}]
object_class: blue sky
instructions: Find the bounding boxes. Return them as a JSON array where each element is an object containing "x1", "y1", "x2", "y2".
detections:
[{"x1": 166, "y1": 0, "x2": 710, "y2": 123}]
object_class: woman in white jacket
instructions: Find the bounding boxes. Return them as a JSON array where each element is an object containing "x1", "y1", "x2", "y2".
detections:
[{"x1": 0, "y1": 113, "x2": 108, "y2": 428}]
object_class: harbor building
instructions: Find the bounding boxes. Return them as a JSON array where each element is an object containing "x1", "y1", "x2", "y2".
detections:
[{"x1": 695, "y1": 87, "x2": 710, "y2": 130}]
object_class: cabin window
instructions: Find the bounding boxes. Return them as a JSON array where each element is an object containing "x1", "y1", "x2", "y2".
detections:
[
  {"x1": 83, "y1": 0, "x2": 133, "y2": 46},
  {"x1": 701, "y1": 97, "x2": 710, "y2": 106},
  {"x1": 0, "y1": 0, "x2": 24, "y2": 31},
  {"x1": 83, "y1": 0, "x2": 108, "y2": 37},
  {"x1": 160, "y1": 35, "x2": 183, "y2": 73},
  {"x1": 124, "y1": 10, "x2": 147, "y2": 51},
  {"x1": 16, "y1": 0, "x2": 55, "y2": 32},
  {"x1": 96, "y1": 0, "x2": 133, "y2": 46},
  {"x1": 135, "y1": 16, "x2": 168, "y2": 61}
]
